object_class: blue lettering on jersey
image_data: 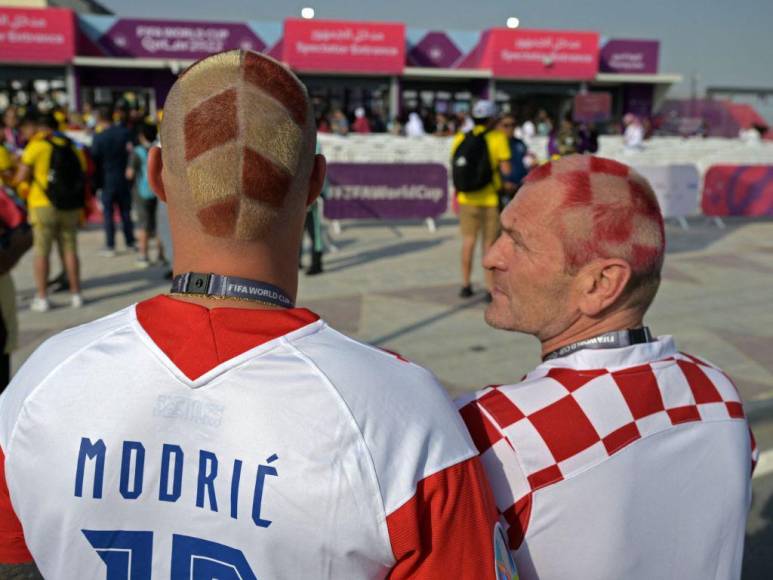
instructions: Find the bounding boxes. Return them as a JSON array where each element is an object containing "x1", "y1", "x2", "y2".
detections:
[
  {"x1": 196, "y1": 450, "x2": 218, "y2": 512},
  {"x1": 73, "y1": 437, "x2": 279, "y2": 528},
  {"x1": 159, "y1": 444, "x2": 183, "y2": 502},
  {"x1": 120, "y1": 441, "x2": 146, "y2": 500},
  {"x1": 74, "y1": 437, "x2": 106, "y2": 498}
]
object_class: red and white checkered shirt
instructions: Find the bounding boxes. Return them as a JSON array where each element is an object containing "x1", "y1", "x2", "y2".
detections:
[{"x1": 459, "y1": 336, "x2": 756, "y2": 580}]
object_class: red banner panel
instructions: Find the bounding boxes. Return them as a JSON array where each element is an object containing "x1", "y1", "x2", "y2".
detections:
[
  {"x1": 573, "y1": 92, "x2": 612, "y2": 123},
  {"x1": 702, "y1": 165, "x2": 773, "y2": 217},
  {"x1": 485, "y1": 28, "x2": 599, "y2": 80},
  {"x1": 283, "y1": 18, "x2": 404, "y2": 74},
  {"x1": 0, "y1": 7, "x2": 75, "y2": 64}
]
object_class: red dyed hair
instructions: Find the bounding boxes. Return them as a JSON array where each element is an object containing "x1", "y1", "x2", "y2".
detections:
[{"x1": 527, "y1": 155, "x2": 665, "y2": 310}]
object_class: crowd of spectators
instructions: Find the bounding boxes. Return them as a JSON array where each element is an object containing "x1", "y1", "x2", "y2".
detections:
[{"x1": 0, "y1": 103, "x2": 165, "y2": 347}]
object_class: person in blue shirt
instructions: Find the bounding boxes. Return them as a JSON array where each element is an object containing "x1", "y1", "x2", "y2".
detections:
[
  {"x1": 497, "y1": 113, "x2": 530, "y2": 210},
  {"x1": 91, "y1": 106, "x2": 136, "y2": 256},
  {"x1": 126, "y1": 123, "x2": 164, "y2": 268}
]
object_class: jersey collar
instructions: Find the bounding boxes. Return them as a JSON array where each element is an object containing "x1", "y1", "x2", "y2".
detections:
[
  {"x1": 135, "y1": 295, "x2": 320, "y2": 381},
  {"x1": 536, "y1": 336, "x2": 678, "y2": 373}
]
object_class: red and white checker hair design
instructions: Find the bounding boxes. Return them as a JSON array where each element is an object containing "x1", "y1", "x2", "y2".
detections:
[
  {"x1": 160, "y1": 50, "x2": 315, "y2": 240},
  {"x1": 524, "y1": 155, "x2": 665, "y2": 275},
  {"x1": 459, "y1": 350, "x2": 756, "y2": 550}
]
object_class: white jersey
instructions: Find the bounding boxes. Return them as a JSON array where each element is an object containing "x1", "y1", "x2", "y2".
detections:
[
  {"x1": 0, "y1": 296, "x2": 506, "y2": 579},
  {"x1": 458, "y1": 337, "x2": 756, "y2": 580}
]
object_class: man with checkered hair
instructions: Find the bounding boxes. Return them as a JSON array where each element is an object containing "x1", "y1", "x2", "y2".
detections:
[
  {"x1": 0, "y1": 50, "x2": 508, "y2": 579},
  {"x1": 458, "y1": 154, "x2": 757, "y2": 579}
]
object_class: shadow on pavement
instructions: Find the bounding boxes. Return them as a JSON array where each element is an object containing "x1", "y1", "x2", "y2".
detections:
[
  {"x1": 324, "y1": 237, "x2": 451, "y2": 273},
  {"x1": 665, "y1": 217, "x2": 773, "y2": 255}
]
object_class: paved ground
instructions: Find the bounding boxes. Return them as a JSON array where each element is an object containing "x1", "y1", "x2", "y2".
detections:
[{"x1": 7, "y1": 215, "x2": 773, "y2": 576}]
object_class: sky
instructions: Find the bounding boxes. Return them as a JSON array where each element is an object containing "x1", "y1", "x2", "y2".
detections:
[{"x1": 100, "y1": 0, "x2": 773, "y2": 119}]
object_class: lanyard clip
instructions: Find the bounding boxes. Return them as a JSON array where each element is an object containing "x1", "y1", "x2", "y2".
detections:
[{"x1": 184, "y1": 273, "x2": 212, "y2": 294}]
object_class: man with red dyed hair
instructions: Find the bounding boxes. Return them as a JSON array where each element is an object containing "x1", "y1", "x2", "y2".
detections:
[
  {"x1": 458, "y1": 154, "x2": 756, "y2": 579},
  {"x1": 0, "y1": 51, "x2": 509, "y2": 579}
]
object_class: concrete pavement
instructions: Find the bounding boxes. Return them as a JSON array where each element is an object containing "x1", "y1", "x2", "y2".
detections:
[{"x1": 7, "y1": 215, "x2": 773, "y2": 577}]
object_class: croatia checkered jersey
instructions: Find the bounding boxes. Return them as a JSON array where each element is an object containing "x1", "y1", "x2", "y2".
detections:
[
  {"x1": 0, "y1": 296, "x2": 507, "y2": 579},
  {"x1": 458, "y1": 336, "x2": 756, "y2": 580}
]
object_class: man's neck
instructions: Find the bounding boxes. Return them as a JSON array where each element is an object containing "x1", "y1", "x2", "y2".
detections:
[
  {"x1": 540, "y1": 308, "x2": 645, "y2": 359},
  {"x1": 170, "y1": 250, "x2": 299, "y2": 311}
]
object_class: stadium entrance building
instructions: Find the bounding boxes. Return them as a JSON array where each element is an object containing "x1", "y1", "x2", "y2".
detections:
[{"x1": 1, "y1": 6, "x2": 682, "y2": 124}]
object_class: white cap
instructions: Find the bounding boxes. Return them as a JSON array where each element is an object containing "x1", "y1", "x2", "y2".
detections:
[{"x1": 472, "y1": 100, "x2": 496, "y2": 119}]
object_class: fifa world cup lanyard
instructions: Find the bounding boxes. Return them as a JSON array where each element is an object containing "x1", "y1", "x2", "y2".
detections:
[
  {"x1": 170, "y1": 272, "x2": 294, "y2": 308},
  {"x1": 542, "y1": 327, "x2": 654, "y2": 362}
]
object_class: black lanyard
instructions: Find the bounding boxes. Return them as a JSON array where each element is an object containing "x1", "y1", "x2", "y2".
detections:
[
  {"x1": 542, "y1": 327, "x2": 654, "y2": 362},
  {"x1": 170, "y1": 273, "x2": 294, "y2": 308}
]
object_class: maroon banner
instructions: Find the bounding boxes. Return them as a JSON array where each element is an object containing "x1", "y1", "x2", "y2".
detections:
[
  {"x1": 573, "y1": 92, "x2": 612, "y2": 123},
  {"x1": 283, "y1": 18, "x2": 405, "y2": 74},
  {"x1": 97, "y1": 19, "x2": 266, "y2": 59},
  {"x1": 600, "y1": 39, "x2": 659, "y2": 74},
  {"x1": 0, "y1": 7, "x2": 75, "y2": 64},
  {"x1": 702, "y1": 165, "x2": 773, "y2": 217},
  {"x1": 483, "y1": 28, "x2": 599, "y2": 79},
  {"x1": 324, "y1": 163, "x2": 448, "y2": 220}
]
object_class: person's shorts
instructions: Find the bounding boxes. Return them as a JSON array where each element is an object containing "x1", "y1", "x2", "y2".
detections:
[
  {"x1": 134, "y1": 194, "x2": 158, "y2": 236},
  {"x1": 459, "y1": 204, "x2": 500, "y2": 245},
  {"x1": 31, "y1": 206, "x2": 80, "y2": 258}
]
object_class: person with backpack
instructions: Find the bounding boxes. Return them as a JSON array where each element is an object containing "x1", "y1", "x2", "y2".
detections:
[
  {"x1": 451, "y1": 100, "x2": 512, "y2": 301},
  {"x1": 13, "y1": 112, "x2": 85, "y2": 312},
  {"x1": 126, "y1": 123, "x2": 164, "y2": 268}
]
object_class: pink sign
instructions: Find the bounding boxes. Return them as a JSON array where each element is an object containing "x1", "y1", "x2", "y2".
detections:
[
  {"x1": 485, "y1": 29, "x2": 599, "y2": 80},
  {"x1": 283, "y1": 18, "x2": 404, "y2": 74},
  {"x1": 0, "y1": 7, "x2": 75, "y2": 64},
  {"x1": 573, "y1": 92, "x2": 612, "y2": 123}
]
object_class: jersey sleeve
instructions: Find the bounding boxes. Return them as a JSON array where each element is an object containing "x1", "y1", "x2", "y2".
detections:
[
  {"x1": 385, "y1": 457, "x2": 499, "y2": 579},
  {"x1": 458, "y1": 393, "x2": 533, "y2": 550},
  {"x1": 0, "y1": 446, "x2": 32, "y2": 564}
]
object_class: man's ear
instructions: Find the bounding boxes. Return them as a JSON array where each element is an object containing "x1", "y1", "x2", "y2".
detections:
[
  {"x1": 306, "y1": 154, "x2": 327, "y2": 207},
  {"x1": 576, "y1": 258, "x2": 632, "y2": 317},
  {"x1": 147, "y1": 145, "x2": 167, "y2": 203}
]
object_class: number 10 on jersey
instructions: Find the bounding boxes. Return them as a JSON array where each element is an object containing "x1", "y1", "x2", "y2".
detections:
[{"x1": 83, "y1": 530, "x2": 257, "y2": 579}]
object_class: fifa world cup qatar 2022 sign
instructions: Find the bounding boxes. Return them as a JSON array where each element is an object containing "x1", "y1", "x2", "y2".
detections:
[{"x1": 98, "y1": 18, "x2": 267, "y2": 59}]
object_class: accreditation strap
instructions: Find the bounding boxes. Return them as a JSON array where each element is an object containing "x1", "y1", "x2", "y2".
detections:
[
  {"x1": 170, "y1": 272, "x2": 294, "y2": 308},
  {"x1": 542, "y1": 327, "x2": 654, "y2": 362}
]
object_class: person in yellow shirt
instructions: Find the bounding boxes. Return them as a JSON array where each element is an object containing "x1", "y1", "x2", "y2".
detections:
[
  {"x1": 451, "y1": 100, "x2": 512, "y2": 301},
  {"x1": 0, "y1": 146, "x2": 13, "y2": 188},
  {"x1": 13, "y1": 112, "x2": 84, "y2": 312}
]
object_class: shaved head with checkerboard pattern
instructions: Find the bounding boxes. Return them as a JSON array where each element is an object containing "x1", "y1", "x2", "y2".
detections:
[
  {"x1": 160, "y1": 49, "x2": 316, "y2": 240},
  {"x1": 523, "y1": 155, "x2": 665, "y2": 309},
  {"x1": 525, "y1": 155, "x2": 665, "y2": 276}
]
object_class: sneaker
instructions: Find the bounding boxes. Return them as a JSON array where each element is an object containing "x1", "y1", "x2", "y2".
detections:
[
  {"x1": 70, "y1": 294, "x2": 83, "y2": 309},
  {"x1": 30, "y1": 297, "x2": 50, "y2": 312},
  {"x1": 305, "y1": 264, "x2": 323, "y2": 276},
  {"x1": 98, "y1": 247, "x2": 116, "y2": 258},
  {"x1": 135, "y1": 257, "x2": 151, "y2": 268},
  {"x1": 459, "y1": 285, "x2": 474, "y2": 298}
]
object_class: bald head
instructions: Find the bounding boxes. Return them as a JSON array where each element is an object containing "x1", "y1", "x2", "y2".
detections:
[
  {"x1": 522, "y1": 155, "x2": 665, "y2": 310},
  {"x1": 159, "y1": 49, "x2": 317, "y2": 241}
]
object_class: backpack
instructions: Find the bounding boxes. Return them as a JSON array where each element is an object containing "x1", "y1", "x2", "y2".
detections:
[
  {"x1": 133, "y1": 146, "x2": 155, "y2": 200},
  {"x1": 45, "y1": 137, "x2": 85, "y2": 210},
  {"x1": 452, "y1": 129, "x2": 493, "y2": 192}
]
